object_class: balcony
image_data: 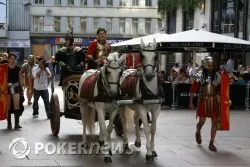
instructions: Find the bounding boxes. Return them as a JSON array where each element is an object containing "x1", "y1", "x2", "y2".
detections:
[{"x1": 0, "y1": 24, "x2": 8, "y2": 38}]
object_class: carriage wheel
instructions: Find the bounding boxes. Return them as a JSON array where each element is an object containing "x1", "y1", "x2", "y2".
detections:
[{"x1": 50, "y1": 93, "x2": 61, "y2": 136}]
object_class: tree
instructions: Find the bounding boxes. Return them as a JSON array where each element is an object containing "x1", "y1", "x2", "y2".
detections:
[{"x1": 157, "y1": 0, "x2": 202, "y2": 17}]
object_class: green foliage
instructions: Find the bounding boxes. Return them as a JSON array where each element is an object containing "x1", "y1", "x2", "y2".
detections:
[{"x1": 157, "y1": 0, "x2": 202, "y2": 17}]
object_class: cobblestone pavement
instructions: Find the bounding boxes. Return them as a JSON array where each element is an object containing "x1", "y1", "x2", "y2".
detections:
[{"x1": 0, "y1": 82, "x2": 250, "y2": 167}]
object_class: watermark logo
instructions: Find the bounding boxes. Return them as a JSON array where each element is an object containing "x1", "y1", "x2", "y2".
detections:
[
  {"x1": 9, "y1": 138, "x2": 31, "y2": 159},
  {"x1": 9, "y1": 138, "x2": 135, "y2": 158}
]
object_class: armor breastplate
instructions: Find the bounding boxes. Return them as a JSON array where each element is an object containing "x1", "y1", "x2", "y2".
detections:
[
  {"x1": 200, "y1": 83, "x2": 216, "y2": 97},
  {"x1": 64, "y1": 49, "x2": 77, "y2": 69}
]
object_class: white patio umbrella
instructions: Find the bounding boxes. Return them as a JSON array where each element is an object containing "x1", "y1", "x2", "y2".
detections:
[
  {"x1": 157, "y1": 29, "x2": 250, "y2": 72},
  {"x1": 111, "y1": 31, "x2": 169, "y2": 50}
]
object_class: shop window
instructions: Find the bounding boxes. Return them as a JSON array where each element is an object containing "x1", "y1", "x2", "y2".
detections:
[
  {"x1": 120, "y1": 0, "x2": 126, "y2": 6},
  {"x1": 94, "y1": 0, "x2": 100, "y2": 6},
  {"x1": 132, "y1": 0, "x2": 139, "y2": 6},
  {"x1": 54, "y1": 16, "x2": 61, "y2": 32},
  {"x1": 33, "y1": 0, "x2": 44, "y2": 4},
  {"x1": 67, "y1": 17, "x2": 74, "y2": 32},
  {"x1": 68, "y1": 0, "x2": 74, "y2": 5},
  {"x1": 80, "y1": 17, "x2": 86, "y2": 33},
  {"x1": 93, "y1": 17, "x2": 100, "y2": 32},
  {"x1": 145, "y1": 0, "x2": 152, "y2": 6},
  {"x1": 54, "y1": 0, "x2": 61, "y2": 5},
  {"x1": 81, "y1": 0, "x2": 87, "y2": 5},
  {"x1": 106, "y1": 18, "x2": 113, "y2": 34}
]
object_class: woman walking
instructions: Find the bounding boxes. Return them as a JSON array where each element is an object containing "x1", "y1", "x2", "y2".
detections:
[{"x1": 7, "y1": 53, "x2": 24, "y2": 129}]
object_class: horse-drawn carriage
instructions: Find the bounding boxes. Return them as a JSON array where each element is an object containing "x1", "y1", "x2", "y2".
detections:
[{"x1": 49, "y1": 40, "x2": 164, "y2": 162}]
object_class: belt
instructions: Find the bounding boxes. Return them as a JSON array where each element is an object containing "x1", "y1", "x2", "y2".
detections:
[{"x1": 9, "y1": 82, "x2": 19, "y2": 94}]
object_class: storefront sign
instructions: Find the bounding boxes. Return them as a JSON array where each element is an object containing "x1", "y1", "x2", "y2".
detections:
[
  {"x1": 0, "y1": 39, "x2": 30, "y2": 48},
  {"x1": 55, "y1": 37, "x2": 83, "y2": 44},
  {"x1": 31, "y1": 38, "x2": 51, "y2": 44}
]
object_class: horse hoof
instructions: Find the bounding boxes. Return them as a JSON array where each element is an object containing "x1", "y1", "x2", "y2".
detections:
[
  {"x1": 123, "y1": 144, "x2": 132, "y2": 155},
  {"x1": 99, "y1": 140, "x2": 104, "y2": 146},
  {"x1": 146, "y1": 155, "x2": 154, "y2": 161},
  {"x1": 104, "y1": 157, "x2": 112, "y2": 163},
  {"x1": 134, "y1": 141, "x2": 141, "y2": 148},
  {"x1": 152, "y1": 151, "x2": 158, "y2": 158}
]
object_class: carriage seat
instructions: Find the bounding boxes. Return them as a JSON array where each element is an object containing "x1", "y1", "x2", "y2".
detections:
[{"x1": 121, "y1": 69, "x2": 138, "y2": 98}]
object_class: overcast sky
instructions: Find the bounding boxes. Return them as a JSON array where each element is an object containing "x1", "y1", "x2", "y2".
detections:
[{"x1": 0, "y1": 0, "x2": 7, "y2": 23}]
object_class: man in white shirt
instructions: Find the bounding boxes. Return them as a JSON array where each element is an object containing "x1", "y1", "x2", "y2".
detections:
[{"x1": 32, "y1": 57, "x2": 52, "y2": 118}]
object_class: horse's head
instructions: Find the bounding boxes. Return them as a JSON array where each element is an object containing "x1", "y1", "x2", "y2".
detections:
[
  {"x1": 140, "y1": 38, "x2": 158, "y2": 81},
  {"x1": 101, "y1": 52, "x2": 123, "y2": 98}
]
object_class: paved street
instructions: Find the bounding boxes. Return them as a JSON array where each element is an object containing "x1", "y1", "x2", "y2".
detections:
[{"x1": 0, "y1": 82, "x2": 250, "y2": 167}]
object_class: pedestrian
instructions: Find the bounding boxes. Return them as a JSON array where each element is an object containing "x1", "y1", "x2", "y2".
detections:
[
  {"x1": 7, "y1": 53, "x2": 24, "y2": 129},
  {"x1": 32, "y1": 57, "x2": 52, "y2": 119}
]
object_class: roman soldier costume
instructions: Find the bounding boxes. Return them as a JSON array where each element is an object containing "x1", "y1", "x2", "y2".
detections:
[
  {"x1": 87, "y1": 28, "x2": 111, "y2": 69},
  {"x1": 55, "y1": 31, "x2": 86, "y2": 86},
  {"x1": 20, "y1": 55, "x2": 37, "y2": 105},
  {"x1": 190, "y1": 56, "x2": 221, "y2": 152}
]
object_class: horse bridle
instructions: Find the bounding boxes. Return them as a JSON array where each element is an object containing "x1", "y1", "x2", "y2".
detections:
[{"x1": 140, "y1": 50, "x2": 158, "y2": 71}]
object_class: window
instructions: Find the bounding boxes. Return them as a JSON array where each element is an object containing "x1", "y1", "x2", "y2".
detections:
[
  {"x1": 119, "y1": 18, "x2": 125, "y2": 34},
  {"x1": 119, "y1": 0, "x2": 126, "y2": 6},
  {"x1": 145, "y1": 0, "x2": 151, "y2": 6},
  {"x1": 145, "y1": 18, "x2": 151, "y2": 34},
  {"x1": 80, "y1": 17, "x2": 86, "y2": 33},
  {"x1": 158, "y1": 18, "x2": 163, "y2": 31},
  {"x1": 67, "y1": 17, "x2": 74, "y2": 31},
  {"x1": 132, "y1": 0, "x2": 139, "y2": 6},
  {"x1": 132, "y1": 18, "x2": 138, "y2": 34},
  {"x1": 93, "y1": 18, "x2": 100, "y2": 32},
  {"x1": 106, "y1": 18, "x2": 112, "y2": 33},
  {"x1": 54, "y1": 16, "x2": 61, "y2": 32},
  {"x1": 68, "y1": 0, "x2": 74, "y2": 5},
  {"x1": 33, "y1": 0, "x2": 44, "y2": 4},
  {"x1": 107, "y1": 0, "x2": 113, "y2": 6},
  {"x1": 183, "y1": 11, "x2": 194, "y2": 31},
  {"x1": 33, "y1": 16, "x2": 44, "y2": 32},
  {"x1": 81, "y1": 0, "x2": 87, "y2": 5},
  {"x1": 94, "y1": 0, "x2": 100, "y2": 6},
  {"x1": 54, "y1": 0, "x2": 61, "y2": 5}
]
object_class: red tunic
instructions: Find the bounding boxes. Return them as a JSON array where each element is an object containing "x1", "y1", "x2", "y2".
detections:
[
  {"x1": 87, "y1": 41, "x2": 111, "y2": 69},
  {"x1": 190, "y1": 81, "x2": 220, "y2": 118}
]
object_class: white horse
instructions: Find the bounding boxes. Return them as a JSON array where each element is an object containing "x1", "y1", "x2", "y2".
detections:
[
  {"x1": 119, "y1": 39, "x2": 164, "y2": 161},
  {"x1": 78, "y1": 52, "x2": 123, "y2": 163}
]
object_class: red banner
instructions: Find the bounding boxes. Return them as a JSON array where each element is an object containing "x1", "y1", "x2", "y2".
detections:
[
  {"x1": 217, "y1": 74, "x2": 230, "y2": 130},
  {"x1": 0, "y1": 64, "x2": 8, "y2": 121}
]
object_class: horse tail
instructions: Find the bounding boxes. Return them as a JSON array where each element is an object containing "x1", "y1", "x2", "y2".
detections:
[
  {"x1": 124, "y1": 106, "x2": 135, "y2": 132},
  {"x1": 84, "y1": 105, "x2": 96, "y2": 135}
]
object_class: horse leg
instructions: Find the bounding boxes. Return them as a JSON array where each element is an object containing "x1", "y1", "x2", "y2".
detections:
[
  {"x1": 134, "y1": 110, "x2": 141, "y2": 148},
  {"x1": 138, "y1": 105, "x2": 153, "y2": 161},
  {"x1": 107, "y1": 107, "x2": 119, "y2": 141},
  {"x1": 99, "y1": 122, "x2": 104, "y2": 146},
  {"x1": 120, "y1": 106, "x2": 129, "y2": 149},
  {"x1": 80, "y1": 104, "x2": 87, "y2": 146},
  {"x1": 150, "y1": 105, "x2": 161, "y2": 158},
  {"x1": 96, "y1": 107, "x2": 112, "y2": 163}
]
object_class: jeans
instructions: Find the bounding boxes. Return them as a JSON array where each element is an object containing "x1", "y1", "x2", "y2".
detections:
[{"x1": 33, "y1": 89, "x2": 50, "y2": 116}]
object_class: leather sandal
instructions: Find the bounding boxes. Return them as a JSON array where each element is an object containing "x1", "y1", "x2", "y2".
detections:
[
  {"x1": 195, "y1": 132, "x2": 202, "y2": 144},
  {"x1": 209, "y1": 142, "x2": 217, "y2": 152}
]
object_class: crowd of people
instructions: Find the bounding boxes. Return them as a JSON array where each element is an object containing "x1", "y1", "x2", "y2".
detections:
[{"x1": 159, "y1": 60, "x2": 250, "y2": 86}]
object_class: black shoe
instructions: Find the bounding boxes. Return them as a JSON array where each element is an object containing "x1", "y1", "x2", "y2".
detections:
[
  {"x1": 14, "y1": 124, "x2": 22, "y2": 129},
  {"x1": 7, "y1": 124, "x2": 12, "y2": 129}
]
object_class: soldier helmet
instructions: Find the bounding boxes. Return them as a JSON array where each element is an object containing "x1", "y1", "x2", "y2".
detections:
[
  {"x1": 65, "y1": 30, "x2": 74, "y2": 45},
  {"x1": 203, "y1": 56, "x2": 215, "y2": 69}
]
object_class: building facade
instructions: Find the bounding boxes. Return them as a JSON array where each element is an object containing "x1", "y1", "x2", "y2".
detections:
[
  {"x1": 29, "y1": 0, "x2": 163, "y2": 59},
  {"x1": 164, "y1": 0, "x2": 250, "y2": 72},
  {"x1": 0, "y1": 0, "x2": 31, "y2": 61}
]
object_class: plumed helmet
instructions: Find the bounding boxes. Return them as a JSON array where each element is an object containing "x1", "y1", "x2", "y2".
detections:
[
  {"x1": 65, "y1": 29, "x2": 74, "y2": 45},
  {"x1": 27, "y1": 55, "x2": 34, "y2": 63},
  {"x1": 203, "y1": 56, "x2": 215, "y2": 69}
]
